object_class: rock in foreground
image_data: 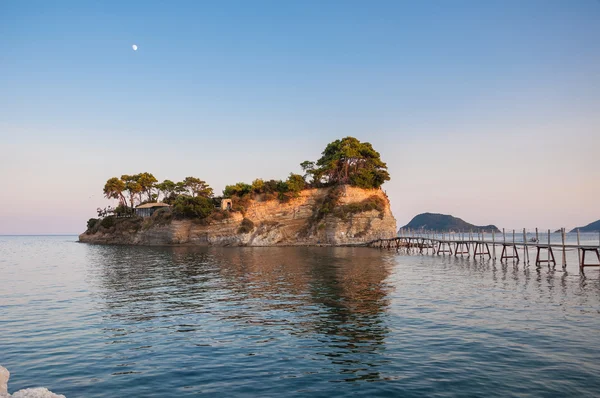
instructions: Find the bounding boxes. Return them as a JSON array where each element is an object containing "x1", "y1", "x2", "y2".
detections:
[{"x1": 0, "y1": 366, "x2": 65, "y2": 398}]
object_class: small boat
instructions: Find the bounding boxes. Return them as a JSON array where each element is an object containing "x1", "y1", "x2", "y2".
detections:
[{"x1": 529, "y1": 237, "x2": 539, "y2": 243}]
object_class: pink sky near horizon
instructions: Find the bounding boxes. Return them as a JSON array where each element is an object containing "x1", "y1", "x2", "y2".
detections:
[
  {"x1": 1, "y1": 120, "x2": 598, "y2": 235},
  {"x1": 1, "y1": 1, "x2": 599, "y2": 234}
]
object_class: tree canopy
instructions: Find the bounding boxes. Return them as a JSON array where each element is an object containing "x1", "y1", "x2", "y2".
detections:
[
  {"x1": 305, "y1": 137, "x2": 390, "y2": 189},
  {"x1": 102, "y1": 173, "x2": 212, "y2": 211},
  {"x1": 96, "y1": 137, "x2": 389, "y2": 224}
]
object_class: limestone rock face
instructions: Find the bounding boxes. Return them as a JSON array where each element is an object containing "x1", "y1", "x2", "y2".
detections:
[
  {"x1": 79, "y1": 185, "x2": 397, "y2": 246},
  {"x1": 1, "y1": 366, "x2": 8, "y2": 397}
]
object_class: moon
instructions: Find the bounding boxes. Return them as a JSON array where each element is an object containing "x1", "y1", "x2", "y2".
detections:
[{"x1": 132, "y1": 44, "x2": 138, "y2": 51}]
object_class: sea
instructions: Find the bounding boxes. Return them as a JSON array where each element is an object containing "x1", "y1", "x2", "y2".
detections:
[{"x1": 1, "y1": 234, "x2": 600, "y2": 397}]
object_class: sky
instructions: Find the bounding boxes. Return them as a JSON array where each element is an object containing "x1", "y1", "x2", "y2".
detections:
[{"x1": 1, "y1": 0, "x2": 599, "y2": 234}]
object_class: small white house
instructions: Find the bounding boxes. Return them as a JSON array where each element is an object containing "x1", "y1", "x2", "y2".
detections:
[
  {"x1": 221, "y1": 199, "x2": 232, "y2": 210},
  {"x1": 135, "y1": 202, "x2": 171, "y2": 217}
]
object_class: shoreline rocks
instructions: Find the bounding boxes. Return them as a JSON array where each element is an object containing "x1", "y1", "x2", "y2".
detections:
[{"x1": 0, "y1": 366, "x2": 65, "y2": 398}]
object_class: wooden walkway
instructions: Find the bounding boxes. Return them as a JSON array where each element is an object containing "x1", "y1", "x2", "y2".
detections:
[{"x1": 365, "y1": 228, "x2": 600, "y2": 273}]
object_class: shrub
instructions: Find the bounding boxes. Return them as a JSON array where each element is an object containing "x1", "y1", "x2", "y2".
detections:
[
  {"x1": 172, "y1": 196, "x2": 214, "y2": 219},
  {"x1": 251, "y1": 178, "x2": 265, "y2": 193},
  {"x1": 207, "y1": 209, "x2": 232, "y2": 223},
  {"x1": 286, "y1": 173, "x2": 306, "y2": 194},
  {"x1": 237, "y1": 218, "x2": 255, "y2": 234},
  {"x1": 223, "y1": 182, "x2": 252, "y2": 198},
  {"x1": 152, "y1": 207, "x2": 173, "y2": 225},
  {"x1": 333, "y1": 195, "x2": 386, "y2": 220},
  {"x1": 100, "y1": 216, "x2": 116, "y2": 229},
  {"x1": 317, "y1": 186, "x2": 343, "y2": 220},
  {"x1": 87, "y1": 218, "x2": 99, "y2": 231}
]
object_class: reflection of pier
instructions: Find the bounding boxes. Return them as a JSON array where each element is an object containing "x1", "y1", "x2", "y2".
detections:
[{"x1": 365, "y1": 228, "x2": 600, "y2": 273}]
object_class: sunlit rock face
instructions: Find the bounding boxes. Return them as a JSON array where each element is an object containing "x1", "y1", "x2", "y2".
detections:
[
  {"x1": 79, "y1": 185, "x2": 398, "y2": 246},
  {"x1": 0, "y1": 367, "x2": 65, "y2": 398}
]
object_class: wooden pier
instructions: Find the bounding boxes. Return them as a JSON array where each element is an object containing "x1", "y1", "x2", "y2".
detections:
[{"x1": 366, "y1": 228, "x2": 600, "y2": 273}]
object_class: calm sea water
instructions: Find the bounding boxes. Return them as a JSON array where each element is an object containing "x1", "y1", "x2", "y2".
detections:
[{"x1": 1, "y1": 235, "x2": 600, "y2": 397}]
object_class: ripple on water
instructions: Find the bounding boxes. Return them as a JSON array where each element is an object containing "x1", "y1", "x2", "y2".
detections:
[{"x1": 0, "y1": 236, "x2": 600, "y2": 397}]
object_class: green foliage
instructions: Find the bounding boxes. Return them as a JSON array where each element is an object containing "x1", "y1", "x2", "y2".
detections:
[
  {"x1": 137, "y1": 172, "x2": 158, "y2": 200},
  {"x1": 311, "y1": 136, "x2": 390, "y2": 189},
  {"x1": 149, "y1": 207, "x2": 173, "y2": 226},
  {"x1": 113, "y1": 204, "x2": 132, "y2": 216},
  {"x1": 103, "y1": 177, "x2": 127, "y2": 206},
  {"x1": 286, "y1": 173, "x2": 306, "y2": 194},
  {"x1": 183, "y1": 176, "x2": 213, "y2": 198},
  {"x1": 207, "y1": 209, "x2": 232, "y2": 223},
  {"x1": 172, "y1": 195, "x2": 214, "y2": 219},
  {"x1": 156, "y1": 179, "x2": 176, "y2": 200},
  {"x1": 87, "y1": 218, "x2": 99, "y2": 231},
  {"x1": 333, "y1": 195, "x2": 386, "y2": 220},
  {"x1": 95, "y1": 137, "x2": 391, "y2": 232},
  {"x1": 300, "y1": 160, "x2": 316, "y2": 180},
  {"x1": 314, "y1": 186, "x2": 343, "y2": 222},
  {"x1": 223, "y1": 182, "x2": 252, "y2": 198},
  {"x1": 121, "y1": 174, "x2": 143, "y2": 209},
  {"x1": 251, "y1": 179, "x2": 265, "y2": 193},
  {"x1": 237, "y1": 218, "x2": 255, "y2": 234},
  {"x1": 100, "y1": 216, "x2": 116, "y2": 229}
]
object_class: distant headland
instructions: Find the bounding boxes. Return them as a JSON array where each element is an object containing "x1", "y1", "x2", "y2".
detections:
[
  {"x1": 400, "y1": 212, "x2": 500, "y2": 233},
  {"x1": 570, "y1": 219, "x2": 600, "y2": 233},
  {"x1": 79, "y1": 137, "x2": 397, "y2": 246}
]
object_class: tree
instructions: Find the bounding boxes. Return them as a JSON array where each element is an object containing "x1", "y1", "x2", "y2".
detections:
[
  {"x1": 300, "y1": 161, "x2": 316, "y2": 182},
  {"x1": 286, "y1": 173, "x2": 306, "y2": 194},
  {"x1": 103, "y1": 177, "x2": 127, "y2": 208},
  {"x1": 172, "y1": 196, "x2": 214, "y2": 219},
  {"x1": 223, "y1": 182, "x2": 252, "y2": 197},
  {"x1": 121, "y1": 174, "x2": 143, "y2": 210},
  {"x1": 156, "y1": 179, "x2": 176, "y2": 201},
  {"x1": 174, "y1": 181, "x2": 187, "y2": 195},
  {"x1": 137, "y1": 172, "x2": 158, "y2": 202},
  {"x1": 313, "y1": 137, "x2": 390, "y2": 189},
  {"x1": 251, "y1": 178, "x2": 265, "y2": 193},
  {"x1": 182, "y1": 177, "x2": 213, "y2": 198}
]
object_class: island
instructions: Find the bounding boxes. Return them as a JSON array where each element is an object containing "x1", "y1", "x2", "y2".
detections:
[
  {"x1": 400, "y1": 212, "x2": 500, "y2": 233},
  {"x1": 79, "y1": 137, "x2": 397, "y2": 246},
  {"x1": 570, "y1": 220, "x2": 600, "y2": 233}
]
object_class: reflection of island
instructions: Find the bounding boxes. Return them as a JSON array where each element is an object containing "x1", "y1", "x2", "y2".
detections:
[{"x1": 88, "y1": 245, "x2": 396, "y2": 381}]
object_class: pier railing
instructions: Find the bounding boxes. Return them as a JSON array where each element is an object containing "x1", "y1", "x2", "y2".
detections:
[{"x1": 366, "y1": 228, "x2": 600, "y2": 273}]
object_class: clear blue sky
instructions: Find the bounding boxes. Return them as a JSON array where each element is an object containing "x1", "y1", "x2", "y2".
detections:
[{"x1": 1, "y1": 0, "x2": 599, "y2": 234}]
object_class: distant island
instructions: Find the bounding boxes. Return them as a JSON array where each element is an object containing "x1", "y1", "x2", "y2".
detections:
[
  {"x1": 400, "y1": 212, "x2": 500, "y2": 233},
  {"x1": 570, "y1": 219, "x2": 600, "y2": 233},
  {"x1": 79, "y1": 137, "x2": 397, "y2": 246}
]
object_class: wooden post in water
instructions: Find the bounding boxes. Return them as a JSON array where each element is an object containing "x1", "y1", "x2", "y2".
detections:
[
  {"x1": 535, "y1": 228, "x2": 539, "y2": 242},
  {"x1": 577, "y1": 229, "x2": 582, "y2": 272},
  {"x1": 562, "y1": 228, "x2": 566, "y2": 268},
  {"x1": 547, "y1": 229, "x2": 551, "y2": 267},
  {"x1": 492, "y1": 229, "x2": 496, "y2": 260},
  {"x1": 523, "y1": 228, "x2": 528, "y2": 265}
]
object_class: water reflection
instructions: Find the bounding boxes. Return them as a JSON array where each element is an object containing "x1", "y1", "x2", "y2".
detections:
[
  {"x1": 88, "y1": 246, "x2": 397, "y2": 383},
  {"x1": 3, "y1": 237, "x2": 600, "y2": 397}
]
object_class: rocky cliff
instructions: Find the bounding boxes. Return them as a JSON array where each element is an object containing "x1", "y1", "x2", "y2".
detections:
[{"x1": 79, "y1": 185, "x2": 397, "y2": 246}]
